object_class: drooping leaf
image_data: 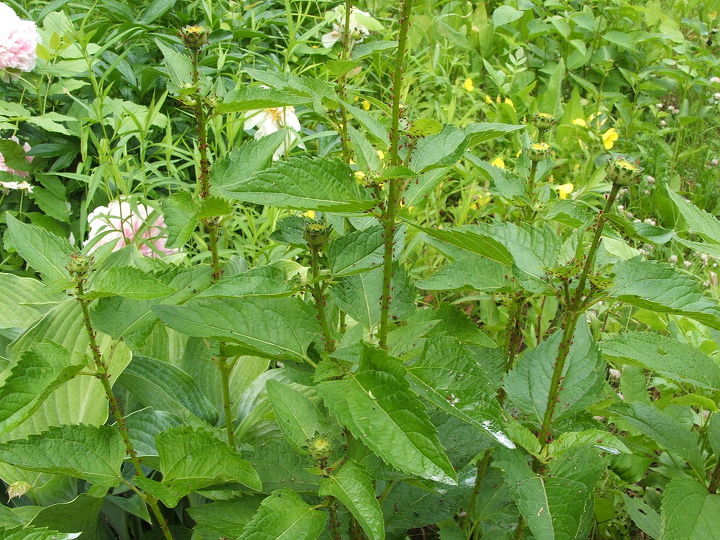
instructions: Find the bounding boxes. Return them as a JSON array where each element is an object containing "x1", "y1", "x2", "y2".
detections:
[
  {"x1": 210, "y1": 131, "x2": 287, "y2": 191},
  {"x1": 197, "y1": 266, "x2": 295, "y2": 298},
  {"x1": 138, "y1": 427, "x2": 261, "y2": 507},
  {"x1": 504, "y1": 321, "x2": 606, "y2": 428},
  {"x1": 602, "y1": 332, "x2": 720, "y2": 391},
  {"x1": 266, "y1": 380, "x2": 323, "y2": 451},
  {"x1": 610, "y1": 258, "x2": 720, "y2": 330},
  {"x1": 238, "y1": 489, "x2": 326, "y2": 540},
  {"x1": 5, "y1": 214, "x2": 73, "y2": 283},
  {"x1": 417, "y1": 254, "x2": 512, "y2": 291},
  {"x1": 162, "y1": 192, "x2": 199, "y2": 248},
  {"x1": 319, "y1": 461, "x2": 383, "y2": 540},
  {"x1": 156, "y1": 40, "x2": 192, "y2": 86},
  {"x1": 0, "y1": 343, "x2": 82, "y2": 435},
  {"x1": 660, "y1": 478, "x2": 720, "y2": 540},
  {"x1": 495, "y1": 445, "x2": 605, "y2": 540},
  {"x1": 154, "y1": 297, "x2": 320, "y2": 362},
  {"x1": 608, "y1": 402, "x2": 704, "y2": 475},
  {"x1": 327, "y1": 225, "x2": 384, "y2": 277},
  {"x1": 88, "y1": 266, "x2": 176, "y2": 300},
  {"x1": 0, "y1": 274, "x2": 63, "y2": 330},
  {"x1": 666, "y1": 185, "x2": 720, "y2": 243},
  {"x1": 214, "y1": 156, "x2": 375, "y2": 212},
  {"x1": 0, "y1": 425, "x2": 125, "y2": 487},
  {"x1": 623, "y1": 494, "x2": 660, "y2": 540},
  {"x1": 318, "y1": 344, "x2": 457, "y2": 484}
]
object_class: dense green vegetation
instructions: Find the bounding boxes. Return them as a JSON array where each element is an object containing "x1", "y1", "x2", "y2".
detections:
[{"x1": 0, "y1": 0, "x2": 720, "y2": 538}]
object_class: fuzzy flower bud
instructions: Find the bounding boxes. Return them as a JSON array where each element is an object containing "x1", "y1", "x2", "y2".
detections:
[
  {"x1": 67, "y1": 253, "x2": 91, "y2": 277},
  {"x1": 528, "y1": 142, "x2": 551, "y2": 161},
  {"x1": 179, "y1": 25, "x2": 209, "y2": 50},
  {"x1": 607, "y1": 156, "x2": 643, "y2": 186},
  {"x1": 533, "y1": 112, "x2": 557, "y2": 131},
  {"x1": 304, "y1": 222, "x2": 332, "y2": 251}
]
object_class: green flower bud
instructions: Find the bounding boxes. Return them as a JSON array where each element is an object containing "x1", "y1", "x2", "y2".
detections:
[
  {"x1": 607, "y1": 156, "x2": 643, "y2": 186},
  {"x1": 308, "y1": 436, "x2": 333, "y2": 459},
  {"x1": 179, "y1": 25, "x2": 209, "y2": 50},
  {"x1": 528, "y1": 142, "x2": 551, "y2": 161},
  {"x1": 67, "y1": 253, "x2": 91, "y2": 277},
  {"x1": 304, "y1": 222, "x2": 332, "y2": 251},
  {"x1": 533, "y1": 112, "x2": 557, "y2": 130}
]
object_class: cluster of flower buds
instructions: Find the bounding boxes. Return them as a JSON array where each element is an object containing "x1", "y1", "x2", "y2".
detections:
[
  {"x1": 67, "y1": 253, "x2": 91, "y2": 279},
  {"x1": 179, "y1": 25, "x2": 209, "y2": 50},
  {"x1": 607, "y1": 155, "x2": 643, "y2": 186}
]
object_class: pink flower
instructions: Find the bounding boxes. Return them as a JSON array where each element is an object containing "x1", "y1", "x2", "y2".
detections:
[
  {"x1": 85, "y1": 199, "x2": 178, "y2": 258},
  {"x1": 0, "y1": 136, "x2": 34, "y2": 191},
  {"x1": 0, "y1": 3, "x2": 40, "y2": 74}
]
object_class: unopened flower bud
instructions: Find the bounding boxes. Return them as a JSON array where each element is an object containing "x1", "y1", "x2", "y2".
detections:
[
  {"x1": 660, "y1": 120, "x2": 667, "y2": 127},
  {"x1": 533, "y1": 112, "x2": 557, "y2": 130},
  {"x1": 645, "y1": 175, "x2": 655, "y2": 184},
  {"x1": 528, "y1": 142, "x2": 551, "y2": 161},
  {"x1": 308, "y1": 436, "x2": 333, "y2": 459},
  {"x1": 669, "y1": 255, "x2": 678, "y2": 264},
  {"x1": 304, "y1": 222, "x2": 332, "y2": 251},
  {"x1": 711, "y1": 158, "x2": 719, "y2": 166},
  {"x1": 180, "y1": 25, "x2": 209, "y2": 49},
  {"x1": 607, "y1": 156, "x2": 643, "y2": 186},
  {"x1": 67, "y1": 253, "x2": 91, "y2": 277},
  {"x1": 7, "y1": 481, "x2": 31, "y2": 500}
]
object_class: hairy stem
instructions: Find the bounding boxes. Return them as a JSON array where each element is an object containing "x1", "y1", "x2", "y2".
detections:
[
  {"x1": 311, "y1": 247, "x2": 335, "y2": 352},
  {"x1": 336, "y1": 0, "x2": 353, "y2": 163},
  {"x1": 378, "y1": 0, "x2": 413, "y2": 348},
  {"x1": 709, "y1": 460, "x2": 720, "y2": 494},
  {"x1": 75, "y1": 281, "x2": 173, "y2": 540},
  {"x1": 218, "y1": 356, "x2": 236, "y2": 447},
  {"x1": 538, "y1": 184, "x2": 620, "y2": 445}
]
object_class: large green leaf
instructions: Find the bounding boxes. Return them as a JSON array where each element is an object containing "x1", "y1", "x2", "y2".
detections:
[
  {"x1": 88, "y1": 266, "x2": 176, "y2": 299},
  {"x1": 608, "y1": 402, "x2": 704, "y2": 475},
  {"x1": 665, "y1": 185, "x2": 720, "y2": 243},
  {"x1": 602, "y1": 332, "x2": 720, "y2": 391},
  {"x1": 319, "y1": 461, "x2": 383, "y2": 540},
  {"x1": 154, "y1": 296, "x2": 320, "y2": 362},
  {"x1": 0, "y1": 274, "x2": 63, "y2": 330},
  {"x1": 417, "y1": 254, "x2": 511, "y2": 291},
  {"x1": 327, "y1": 225, "x2": 384, "y2": 277},
  {"x1": 0, "y1": 343, "x2": 83, "y2": 435},
  {"x1": 214, "y1": 156, "x2": 375, "y2": 212},
  {"x1": 138, "y1": 427, "x2": 261, "y2": 507},
  {"x1": 162, "y1": 192, "x2": 198, "y2": 248},
  {"x1": 660, "y1": 478, "x2": 720, "y2": 540},
  {"x1": 238, "y1": 489, "x2": 326, "y2": 540},
  {"x1": 216, "y1": 87, "x2": 313, "y2": 113},
  {"x1": 495, "y1": 445, "x2": 604, "y2": 540},
  {"x1": 416, "y1": 224, "x2": 513, "y2": 266},
  {"x1": 197, "y1": 266, "x2": 295, "y2": 298},
  {"x1": 188, "y1": 496, "x2": 264, "y2": 539},
  {"x1": 118, "y1": 355, "x2": 218, "y2": 425},
  {"x1": 610, "y1": 258, "x2": 720, "y2": 329},
  {"x1": 0, "y1": 526, "x2": 81, "y2": 539},
  {"x1": 5, "y1": 214, "x2": 73, "y2": 283},
  {"x1": 0, "y1": 425, "x2": 124, "y2": 487},
  {"x1": 504, "y1": 322, "x2": 606, "y2": 428},
  {"x1": 266, "y1": 380, "x2": 323, "y2": 451},
  {"x1": 623, "y1": 495, "x2": 660, "y2": 539},
  {"x1": 27, "y1": 493, "x2": 104, "y2": 538},
  {"x1": 318, "y1": 344, "x2": 457, "y2": 484},
  {"x1": 210, "y1": 131, "x2": 288, "y2": 191}
]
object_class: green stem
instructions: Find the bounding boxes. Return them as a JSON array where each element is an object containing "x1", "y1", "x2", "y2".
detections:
[
  {"x1": 218, "y1": 357, "x2": 236, "y2": 447},
  {"x1": 537, "y1": 183, "x2": 620, "y2": 446},
  {"x1": 378, "y1": 0, "x2": 413, "y2": 349},
  {"x1": 511, "y1": 517, "x2": 526, "y2": 540},
  {"x1": 326, "y1": 497, "x2": 342, "y2": 540},
  {"x1": 310, "y1": 247, "x2": 335, "y2": 352},
  {"x1": 75, "y1": 281, "x2": 174, "y2": 540},
  {"x1": 464, "y1": 451, "x2": 492, "y2": 536},
  {"x1": 336, "y1": 0, "x2": 353, "y2": 163},
  {"x1": 709, "y1": 460, "x2": 720, "y2": 494}
]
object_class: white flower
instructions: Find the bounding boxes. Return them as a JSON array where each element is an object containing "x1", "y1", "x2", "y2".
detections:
[
  {"x1": 0, "y1": 179, "x2": 33, "y2": 192},
  {"x1": 321, "y1": 6, "x2": 376, "y2": 48},
  {"x1": 244, "y1": 106, "x2": 305, "y2": 160}
]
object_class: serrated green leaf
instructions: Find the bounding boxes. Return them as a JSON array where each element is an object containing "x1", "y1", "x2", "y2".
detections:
[
  {"x1": 347, "y1": 125, "x2": 381, "y2": 173},
  {"x1": 610, "y1": 258, "x2": 720, "y2": 329},
  {"x1": 216, "y1": 87, "x2": 313, "y2": 114},
  {"x1": 266, "y1": 380, "x2": 322, "y2": 451},
  {"x1": 319, "y1": 461, "x2": 383, "y2": 540},
  {"x1": 504, "y1": 322, "x2": 606, "y2": 428},
  {"x1": 154, "y1": 297, "x2": 321, "y2": 362},
  {"x1": 143, "y1": 427, "x2": 261, "y2": 507},
  {"x1": 415, "y1": 224, "x2": 514, "y2": 267},
  {"x1": 623, "y1": 495, "x2": 660, "y2": 539},
  {"x1": 239, "y1": 489, "x2": 326, "y2": 540},
  {"x1": 197, "y1": 266, "x2": 295, "y2": 298},
  {"x1": 318, "y1": 344, "x2": 457, "y2": 484},
  {"x1": 210, "y1": 131, "x2": 287, "y2": 191},
  {"x1": 187, "y1": 496, "x2": 264, "y2": 538},
  {"x1": 608, "y1": 402, "x2": 704, "y2": 475},
  {"x1": 660, "y1": 478, "x2": 720, "y2": 540},
  {"x1": 5, "y1": 214, "x2": 73, "y2": 283},
  {"x1": 0, "y1": 343, "x2": 82, "y2": 435},
  {"x1": 89, "y1": 266, "x2": 176, "y2": 299},
  {"x1": 382, "y1": 481, "x2": 465, "y2": 533},
  {"x1": 327, "y1": 225, "x2": 384, "y2": 277},
  {"x1": 0, "y1": 425, "x2": 124, "y2": 487},
  {"x1": 602, "y1": 332, "x2": 720, "y2": 391},
  {"x1": 157, "y1": 40, "x2": 192, "y2": 86},
  {"x1": 0, "y1": 526, "x2": 80, "y2": 540},
  {"x1": 162, "y1": 192, "x2": 198, "y2": 248},
  {"x1": 417, "y1": 253, "x2": 511, "y2": 291},
  {"x1": 666, "y1": 186, "x2": 720, "y2": 243},
  {"x1": 548, "y1": 429, "x2": 630, "y2": 456},
  {"x1": 495, "y1": 445, "x2": 604, "y2": 540},
  {"x1": 215, "y1": 157, "x2": 375, "y2": 212}
]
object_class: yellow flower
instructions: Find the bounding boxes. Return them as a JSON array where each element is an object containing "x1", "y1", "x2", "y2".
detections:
[
  {"x1": 602, "y1": 128, "x2": 619, "y2": 149},
  {"x1": 304, "y1": 210, "x2": 316, "y2": 219},
  {"x1": 490, "y1": 157, "x2": 506, "y2": 169},
  {"x1": 572, "y1": 118, "x2": 587, "y2": 127},
  {"x1": 377, "y1": 150, "x2": 385, "y2": 160},
  {"x1": 555, "y1": 183, "x2": 574, "y2": 199},
  {"x1": 354, "y1": 171, "x2": 366, "y2": 180},
  {"x1": 463, "y1": 78, "x2": 474, "y2": 92},
  {"x1": 362, "y1": 100, "x2": 371, "y2": 111},
  {"x1": 504, "y1": 97, "x2": 514, "y2": 109},
  {"x1": 485, "y1": 95, "x2": 493, "y2": 104}
]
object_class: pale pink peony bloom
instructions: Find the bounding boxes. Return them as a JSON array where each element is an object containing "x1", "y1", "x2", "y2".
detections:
[
  {"x1": 85, "y1": 199, "x2": 178, "y2": 258},
  {"x1": 0, "y1": 3, "x2": 40, "y2": 74},
  {"x1": 0, "y1": 136, "x2": 34, "y2": 192}
]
